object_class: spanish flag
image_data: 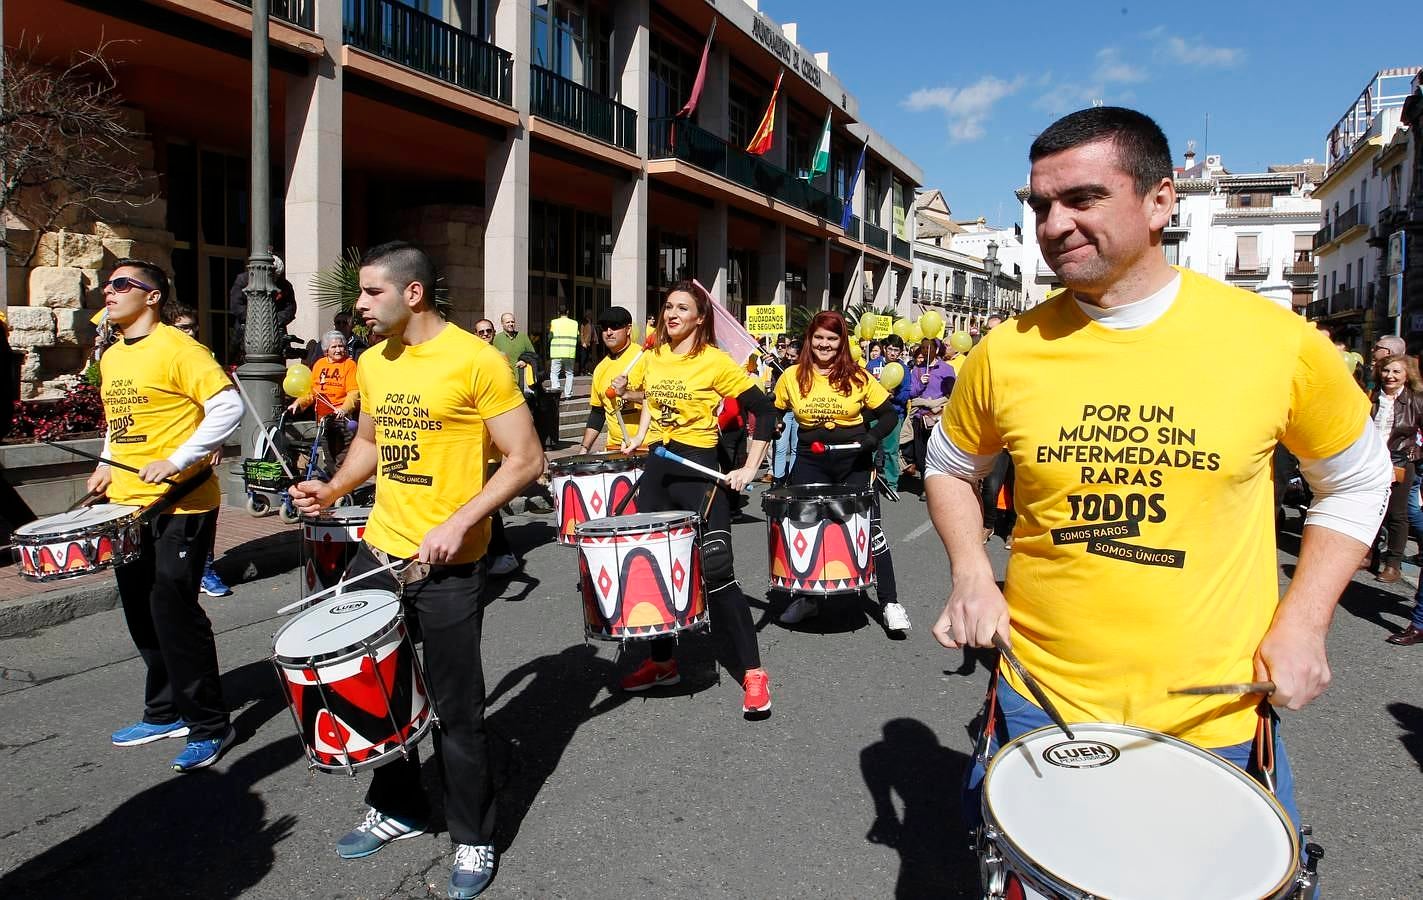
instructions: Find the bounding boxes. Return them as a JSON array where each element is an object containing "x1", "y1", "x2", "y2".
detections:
[{"x1": 745, "y1": 69, "x2": 784, "y2": 156}]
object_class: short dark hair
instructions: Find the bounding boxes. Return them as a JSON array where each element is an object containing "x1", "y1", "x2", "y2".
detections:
[
  {"x1": 112, "y1": 258, "x2": 176, "y2": 320},
  {"x1": 1029, "y1": 106, "x2": 1172, "y2": 196},
  {"x1": 167, "y1": 303, "x2": 198, "y2": 325},
  {"x1": 882, "y1": 334, "x2": 904, "y2": 350},
  {"x1": 362, "y1": 240, "x2": 438, "y2": 305}
]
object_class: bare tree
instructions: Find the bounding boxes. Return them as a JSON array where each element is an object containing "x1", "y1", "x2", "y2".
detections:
[{"x1": 0, "y1": 37, "x2": 153, "y2": 265}]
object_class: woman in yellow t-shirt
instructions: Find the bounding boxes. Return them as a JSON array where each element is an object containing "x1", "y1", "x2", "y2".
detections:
[
  {"x1": 772, "y1": 311, "x2": 908, "y2": 634},
  {"x1": 623, "y1": 280, "x2": 777, "y2": 715}
]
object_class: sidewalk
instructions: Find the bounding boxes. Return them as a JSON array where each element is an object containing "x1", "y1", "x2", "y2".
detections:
[{"x1": 0, "y1": 509, "x2": 298, "y2": 638}]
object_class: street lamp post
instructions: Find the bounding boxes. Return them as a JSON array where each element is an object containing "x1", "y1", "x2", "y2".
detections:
[
  {"x1": 237, "y1": 0, "x2": 283, "y2": 468},
  {"x1": 985, "y1": 240, "x2": 1001, "y2": 320}
]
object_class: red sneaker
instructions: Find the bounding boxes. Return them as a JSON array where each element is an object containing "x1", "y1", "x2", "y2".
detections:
[
  {"x1": 742, "y1": 668, "x2": 771, "y2": 713},
  {"x1": 620, "y1": 658, "x2": 679, "y2": 692}
]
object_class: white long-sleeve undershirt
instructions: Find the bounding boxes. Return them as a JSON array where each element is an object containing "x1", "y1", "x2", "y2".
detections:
[{"x1": 101, "y1": 387, "x2": 244, "y2": 472}]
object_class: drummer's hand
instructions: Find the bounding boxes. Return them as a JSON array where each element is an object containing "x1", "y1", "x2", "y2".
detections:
[
  {"x1": 207, "y1": 448, "x2": 224, "y2": 469},
  {"x1": 418, "y1": 518, "x2": 469, "y2": 565},
  {"x1": 610, "y1": 375, "x2": 629, "y2": 397},
  {"x1": 1254, "y1": 616, "x2": 1331, "y2": 711},
  {"x1": 87, "y1": 465, "x2": 112, "y2": 495},
  {"x1": 140, "y1": 460, "x2": 180, "y2": 484},
  {"x1": 932, "y1": 570, "x2": 1008, "y2": 650},
  {"x1": 725, "y1": 466, "x2": 756, "y2": 492},
  {"x1": 624, "y1": 433, "x2": 646, "y2": 454},
  {"x1": 289, "y1": 479, "x2": 336, "y2": 516}
]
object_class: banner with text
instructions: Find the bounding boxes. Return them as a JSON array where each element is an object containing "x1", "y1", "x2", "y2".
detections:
[{"x1": 746, "y1": 304, "x2": 787, "y2": 336}]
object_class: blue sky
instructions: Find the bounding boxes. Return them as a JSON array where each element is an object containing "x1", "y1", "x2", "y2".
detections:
[{"x1": 762, "y1": 0, "x2": 1421, "y2": 227}]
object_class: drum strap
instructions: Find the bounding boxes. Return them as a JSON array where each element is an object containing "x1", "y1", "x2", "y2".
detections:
[
  {"x1": 1254, "y1": 703, "x2": 1277, "y2": 794},
  {"x1": 972, "y1": 669, "x2": 1003, "y2": 770}
]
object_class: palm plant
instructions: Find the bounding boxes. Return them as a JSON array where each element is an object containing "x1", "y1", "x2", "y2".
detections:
[{"x1": 309, "y1": 246, "x2": 452, "y2": 320}]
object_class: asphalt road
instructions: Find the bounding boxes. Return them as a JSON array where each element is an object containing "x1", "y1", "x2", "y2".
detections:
[{"x1": 1, "y1": 490, "x2": 1420, "y2": 899}]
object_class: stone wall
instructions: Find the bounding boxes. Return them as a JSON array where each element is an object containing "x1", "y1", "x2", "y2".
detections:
[
  {"x1": 391, "y1": 204, "x2": 485, "y2": 331},
  {"x1": 4, "y1": 107, "x2": 174, "y2": 399}
]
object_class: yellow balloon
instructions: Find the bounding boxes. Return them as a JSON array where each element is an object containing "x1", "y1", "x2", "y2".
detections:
[
  {"x1": 857, "y1": 314, "x2": 878, "y2": 341},
  {"x1": 892, "y1": 318, "x2": 911, "y2": 339},
  {"x1": 282, "y1": 363, "x2": 313, "y2": 398},
  {"x1": 878, "y1": 361, "x2": 904, "y2": 390},
  {"x1": 949, "y1": 330, "x2": 973, "y2": 353},
  {"x1": 919, "y1": 310, "x2": 944, "y2": 339},
  {"x1": 850, "y1": 340, "x2": 863, "y2": 361},
  {"x1": 905, "y1": 322, "x2": 923, "y2": 344}
]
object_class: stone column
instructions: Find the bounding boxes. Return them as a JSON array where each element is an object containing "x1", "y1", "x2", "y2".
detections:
[
  {"x1": 283, "y1": 0, "x2": 343, "y2": 345},
  {"x1": 696, "y1": 202, "x2": 728, "y2": 304},
  {"x1": 872, "y1": 259, "x2": 892, "y2": 309},
  {"x1": 611, "y1": 0, "x2": 649, "y2": 324},
  {"x1": 758, "y1": 222, "x2": 786, "y2": 306},
  {"x1": 841, "y1": 251, "x2": 864, "y2": 309},
  {"x1": 807, "y1": 238, "x2": 829, "y2": 310},
  {"x1": 483, "y1": 0, "x2": 531, "y2": 325}
]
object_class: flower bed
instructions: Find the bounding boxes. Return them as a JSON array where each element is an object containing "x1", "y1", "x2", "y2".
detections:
[{"x1": 6, "y1": 384, "x2": 106, "y2": 444}]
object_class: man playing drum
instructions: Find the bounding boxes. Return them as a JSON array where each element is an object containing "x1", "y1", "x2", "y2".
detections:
[
  {"x1": 924, "y1": 107, "x2": 1390, "y2": 836},
  {"x1": 94, "y1": 259, "x2": 245, "y2": 772},
  {"x1": 289, "y1": 242, "x2": 544, "y2": 899},
  {"x1": 577, "y1": 305, "x2": 655, "y2": 454}
]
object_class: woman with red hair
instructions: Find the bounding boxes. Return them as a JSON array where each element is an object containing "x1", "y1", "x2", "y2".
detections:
[{"x1": 772, "y1": 310, "x2": 909, "y2": 634}]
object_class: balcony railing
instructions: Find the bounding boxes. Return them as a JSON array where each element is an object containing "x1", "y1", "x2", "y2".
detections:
[
  {"x1": 863, "y1": 221, "x2": 888, "y2": 252},
  {"x1": 235, "y1": 0, "x2": 315, "y2": 28},
  {"x1": 891, "y1": 235, "x2": 911, "y2": 260},
  {"x1": 1312, "y1": 223, "x2": 1332, "y2": 251},
  {"x1": 845, "y1": 215, "x2": 861, "y2": 240},
  {"x1": 1333, "y1": 202, "x2": 1367, "y2": 238},
  {"x1": 530, "y1": 66, "x2": 634, "y2": 152},
  {"x1": 1306, "y1": 298, "x2": 1329, "y2": 319},
  {"x1": 344, "y1": 0, "x2": 512, "y2": 105},
  {"x1": 1333, "y1": 286, "x2": 1357, "y2": 311},
  {"x1": 1284, "y1": 259, "x2": 1316, "y2": 277},
  {"x1": 648, "y1": 118, "x2": 844, "y2": 223},
  {"x1": 1226, "y1": 264, "x2": 1270, "y2": 279}
]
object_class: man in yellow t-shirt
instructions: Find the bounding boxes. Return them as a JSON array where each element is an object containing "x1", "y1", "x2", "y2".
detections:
[
  {"x1": 925, "y1": 107, "x2": 1389, "y2": 836},
  {"x1": 577, "y1": 305, "x2": 657, "y2": 453},
  {"x1": 290, "y1": 241, "x2": 544, "y2": 897},
  {"x1": 90, "y1": 259, "x2": 244, "y2": 772}
]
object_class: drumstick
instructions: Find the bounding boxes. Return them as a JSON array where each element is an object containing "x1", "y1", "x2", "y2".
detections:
[
  {"x1": 230, "y1": 375, "x2": 299, "y2": 481},
  {"x1": 992, "y1": 633, "x2": 1075, "y2": 740},
  {"x1": 276, "y1": 556, "x2": 408, "y2": 615},
  {"x1": 1168, "y1": 681, "x2": 1276, "y2": 696},
  {"x1": 41, "y1": 439, "x2": 179, "y2": 486},
  {"x1": 650, "y1": 445, "x2": 748, "y2": 492},
  {"x1": 65, "y1": 487, "x2": 104, "y2": 512},
  {"x1": 809, "y1": 441, "x2": 863, "y2": 453},
  {"x1": 603, "y1": 349, "x2": 646, "y2": 398}
]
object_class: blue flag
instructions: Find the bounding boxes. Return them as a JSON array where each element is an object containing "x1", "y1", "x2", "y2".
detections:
[{"x1": 840, "y1": 139, "x2": 868, "y2": 231}]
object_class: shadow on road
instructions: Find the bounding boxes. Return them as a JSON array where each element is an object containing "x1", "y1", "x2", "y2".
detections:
[
  {"x1": 223, "y1": 658, "x2": 296, "y2": 745},
  {"x1": 861, "y1": 718, "x2": 979, "y2": 899},
  {"x1": 214, "y1": 532, "x2": 301, "y2": 587},
  {"x1": 1288, "y1": 563, "x2": 1415, "y2": 636},
  {"x1": 1388, "y1": 702, "x2": 1423, "y2": 772},
  {"x1": 0, "y1": 737, "x2": 300, "y2": 900},
  {"x1": 486, "y1": 643, "x2": 631, "y2": 850}
]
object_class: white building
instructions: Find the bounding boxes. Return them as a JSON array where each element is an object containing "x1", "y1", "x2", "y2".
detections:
[
  {"x1": 1018, "y1": 148, "x2": 1321, "y2": 311},
  {"x1": 909, "y1": 190, "x2": 1023, "y2": 331}
]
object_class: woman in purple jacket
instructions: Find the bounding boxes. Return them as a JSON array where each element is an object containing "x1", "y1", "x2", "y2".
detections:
[{"x1": 906, "y1": 339, "x2": 956, "y2": 501}]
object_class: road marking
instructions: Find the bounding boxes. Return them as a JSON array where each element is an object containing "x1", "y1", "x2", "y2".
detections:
[{"x1": 903, "y1": 519, "x2": 936, "y2": 543}]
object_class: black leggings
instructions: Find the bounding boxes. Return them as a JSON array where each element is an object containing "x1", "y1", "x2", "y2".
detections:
[
  {"x1": 641, "y1": 442, "x2": 761, "y2": 673},
  {"x1": 790, "y1": 448, "x2": 898, "y2": 605}
]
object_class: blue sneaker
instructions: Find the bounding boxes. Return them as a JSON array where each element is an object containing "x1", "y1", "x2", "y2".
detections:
[
  {"x1": 201, "y1": 567, "x2": 232, "y2": 597},
  {"x1": 336, "y1": 807, "x2": 427, "y2": 859},
  {"x1": 448, "y1": 844, "x2": 497, "y2": 899},
  {"x1": 170, "y1": 725, "x2": 235, "y2": 772},
  {"x1": 112, "y1": 719, "x2": 189, "y2": 746}
]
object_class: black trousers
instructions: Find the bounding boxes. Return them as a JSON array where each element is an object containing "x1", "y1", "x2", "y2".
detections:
[
  {"x1": 641, "y1": 442, "x2": 761, "y2": 673},
  {"x1": 1382, "y1": 460, "x2": 1415, "y2": 568},
  {"x1": 909, "y1": 415, "x2": 934, "y2": 478},
  {"x1": 115, "y1": 510, "x2": 228, "y2": 741},
  {"x1": 350, "y1": 545, "x2": 496, "y2": 845},
  {"x1": 980, "y1": 451, "x2": 1014, "y2": 532},
  {"x1": 790, "y1": 447, "x2": 899, "y2": 605}
]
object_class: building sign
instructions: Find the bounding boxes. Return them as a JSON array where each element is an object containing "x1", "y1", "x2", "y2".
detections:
[
  {"x1": 1386, "y1": 231, "x2": 1406, "y2": 277},
  {"x1": 1388, "y1": 274, "x2": 1405, "y2": 318},
  {"x1": 745, "y1": 304, "x2": 787, "y2": 335},
  {"x1": 873, "y1": 316, "x2": 893, "y2": 339},
  {"x1": 750, "y1": 17, "x2": 823, "y2": 89}
]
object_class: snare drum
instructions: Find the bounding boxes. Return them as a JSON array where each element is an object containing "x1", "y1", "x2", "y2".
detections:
[
  {"x1": 761, "y1": 484, "x2": 875, "y2": 594},
  {"x1": 300, "y1": 507, "x2": 370, "y2": 597},
  {"x1": 11, "y1": 504, "x2": 144, "y2": 582},
  {"x1": 979, "y1": 723, "x2": 1300, "y2": 900},
  {"x1": 574, "y1": 511, "x2": 707, "y2": 640},
  {"x1": 271, "y1": 590, "x2": 435, "y2": 773},
  {"x1": 550, "y1": 451, "x2": 645, "y2": 545}
]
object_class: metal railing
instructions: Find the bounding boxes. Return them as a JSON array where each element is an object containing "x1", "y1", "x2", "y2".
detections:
[
  {"x1": 344, "y1": 0, "x2": 512, "y2": 105},
  {"x1": 1312, "y1": 222, "x2": 1332, "y2": 251},
  {"x1": 1227, "y1": 264, "x2": 1270, "y2": 279},
  {"x1": 845, "y1": 215, "x2": 861, "y2": 240},
  {"x1": 891, "y1": 235, "x2": 911, "y2": 260},
  {"x1": 1332, "y1": 286, "x2": 1356, "y2": 311},
  {"x1": 235, "y1": 0, "x2": 315, "y2": 28},
  {"x1": 648, "y1": 118, "x2": 844, "y2": 223},
  {"x1": 862, "y1": 221, "x2": 888, "y2": 252},
  {"x1": 530, "y1": 66, "x2": 635, "y2": 152},
  {"x1": 1284, "y1": 259, "x2": 1316, "y2": 276},
  {"x1": 1306, "y1": 298, "x2": 1329, "y2": 320},
  {"x1": 1333, "y1": 202, "x2": 1367, "y2": 238}
]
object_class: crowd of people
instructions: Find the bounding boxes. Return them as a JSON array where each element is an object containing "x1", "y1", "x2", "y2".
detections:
[{"x1": 73, "y1": 105, "x2": 1413, "y2": 899}]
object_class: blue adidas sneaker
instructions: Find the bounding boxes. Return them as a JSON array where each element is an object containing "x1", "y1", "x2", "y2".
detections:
[
  {"x1": 171, "y1": 725, "x2": 236, "y2": 772},
  {"x1": 111, "y1": 719, "x2": 189, "y2": 747}
]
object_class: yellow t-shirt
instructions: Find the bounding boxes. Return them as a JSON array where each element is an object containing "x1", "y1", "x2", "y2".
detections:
[
  {"x1": 642, "y1": 344, "x2": 758, "y2": 448},
  {"x1": 589, "y1": 343, "x2": 660, "y2": 448},
  {"x1": 100, "y1": 323, "x2": 230, "y2": 513},
  {"x1": 774, "y1": 363, "x2": 890, "y2": 429},
  {"x1": 358, "y1": 324, "x2": 526, "y2": 564},
  {"x1": 942, "y1": 270, "x2": 1368, "y2": 748}
]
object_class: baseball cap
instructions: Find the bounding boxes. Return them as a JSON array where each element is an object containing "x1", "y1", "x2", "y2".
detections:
[{"x1": 597, "y1": 306, "x2": 633, "y2": 329}]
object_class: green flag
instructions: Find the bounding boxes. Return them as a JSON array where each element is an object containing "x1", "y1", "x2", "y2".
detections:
[{"x1": 807, "y1": 108, "x2": 831, "y2": 181}]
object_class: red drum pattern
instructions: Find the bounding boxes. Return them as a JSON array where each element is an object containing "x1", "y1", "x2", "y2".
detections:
[
  {"x1": 551, "y1": 452, "x2": 645, "y2": 545},
  {"x1": 762, "y1": 486, "x2": 875, "y2": 595},
  {"x1": 12, "y1": 504, "x2": 143, "y2": 582},
  {"x1": 575, "y1": 512, "x2": 707, "y2": 640},
  {"x1": 300, "y1": 508, "x2": 370, "y2": 597}
]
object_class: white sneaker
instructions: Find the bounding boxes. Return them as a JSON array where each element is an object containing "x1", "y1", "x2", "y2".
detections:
[
  {"x1": 780, "y1": 596, "x2": 820, "y2": 624},
  {"x1": 882, "y1": 601, "x2": 911, "y2": 632},
  {"x1": 488, "y1": 553, "x2": 522, "y2": 576}
]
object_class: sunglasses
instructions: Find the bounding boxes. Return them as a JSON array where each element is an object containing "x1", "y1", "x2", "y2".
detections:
[
  {"x1": 104, "y1": 276, "x2": 155, "y2": 293},
  {"x1": 476, "y1": 327, "x2": 495, "y2": 335},
  {"x1": 601, "y1": 323, "x2": 629, "y2": 331}
]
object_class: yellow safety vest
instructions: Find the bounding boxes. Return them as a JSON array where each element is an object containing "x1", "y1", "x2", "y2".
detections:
[{"x1": 549, "y1": 316, "x2": 578, "y2": 359}]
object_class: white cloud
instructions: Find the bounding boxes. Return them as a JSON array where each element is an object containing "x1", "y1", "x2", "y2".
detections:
[
  {"x1": 1094, "y1": 48, "x2": 1147, "y2": 84},
  {"x1": 902, "y1": 75, "x2": 1026, "y2": 142},
  {"x1": 1148, "y1": 29, "x2": 1244, "y2": 67}
]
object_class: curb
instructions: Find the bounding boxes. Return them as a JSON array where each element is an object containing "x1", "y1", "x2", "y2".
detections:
[{"x1": 0, "y1": 580, "x2": 120, "y2": 639}]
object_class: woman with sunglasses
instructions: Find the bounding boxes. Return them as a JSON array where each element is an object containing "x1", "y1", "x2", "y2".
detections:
[
  {"x1": 773, "y1": 311, "x2": 909, "y2": 634},
  {"x1": 622, "y1": 281, "x2": 777, "y2": 715}
]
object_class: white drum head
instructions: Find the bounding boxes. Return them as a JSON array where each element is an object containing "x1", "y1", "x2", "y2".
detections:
[
  {"x1": 306, "y1": 506, "x2": 372, "y2": 526},
  {"x1": 14, "y1": 503, "x2": 141, "y2": 536},
  {"x1": 273, "y1": 589, "x2": 402, "y2": 660},
  {"x1": 985, "y1": 723, "x2": 1297, "y2": 900},
  {"x1": 576, "y1": 511, "x2": 696, "y2": 535}
]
